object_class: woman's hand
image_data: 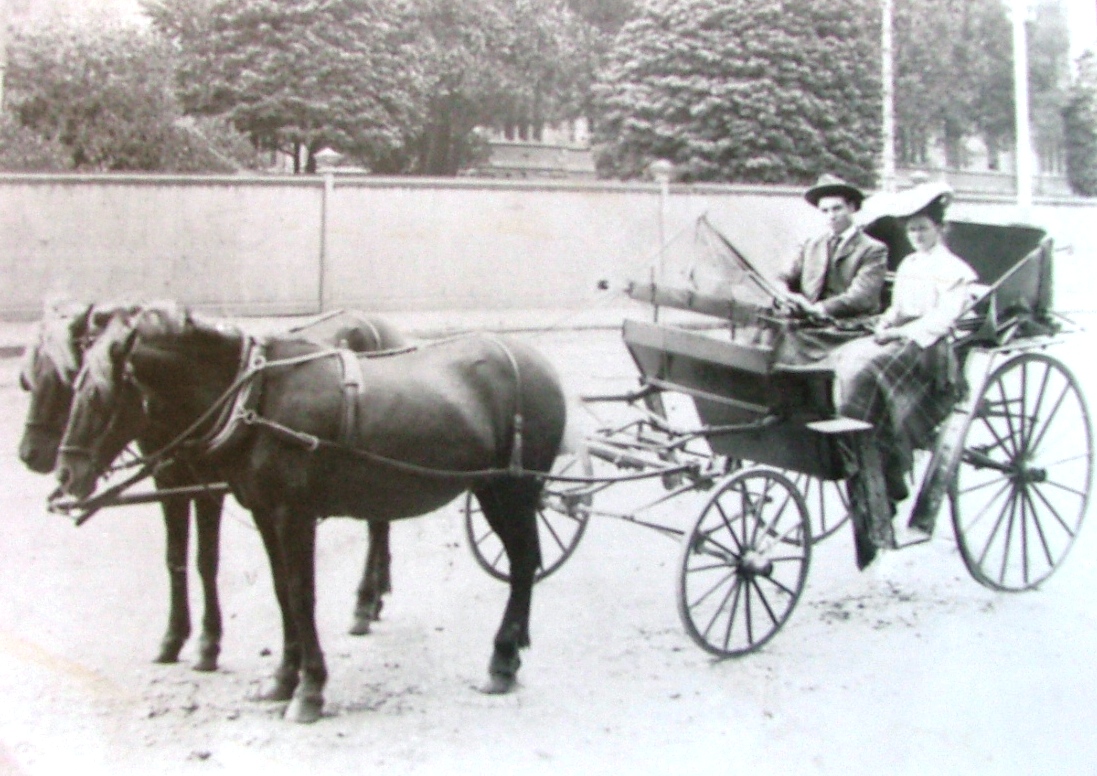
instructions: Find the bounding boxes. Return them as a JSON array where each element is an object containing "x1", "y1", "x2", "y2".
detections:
[{"x1": 873, "y1": 326, "x2": 905, "y2": 344}]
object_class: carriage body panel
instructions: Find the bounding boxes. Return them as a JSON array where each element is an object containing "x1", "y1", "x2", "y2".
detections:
[{"x1": 622, "y1": 319, "x2": 846, "y2": 479}]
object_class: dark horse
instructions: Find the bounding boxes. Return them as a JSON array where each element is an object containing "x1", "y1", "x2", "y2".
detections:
[
  {"x1": 55, "y1": 303, "x2": 566, "y2": 722},
  {"x1": 19, "y1": 302, "x2": 406, "y2": 671}
]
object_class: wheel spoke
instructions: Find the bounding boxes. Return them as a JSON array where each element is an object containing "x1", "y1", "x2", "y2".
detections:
[
  {"x1": 743, "y1": 580, "x2": 754, "y2": 646},
  {"x1": 975, "y1": 487, "x2": 1017, "y2": 568},
  {"x1": 720, "y1": 578, "x2": 744, "y2": 652},
  {"x1": 755, "y1": 571, "x2": 798, "y2": 599},
  {"x1": 1041, "y1": 479, "x2": 1088, "y2": 499},
  {"x1": 1026, "y1": 383, "x2": 1071, "y2": 458},
  {"x1": 1022, "y1": 361, "x2": 1053, "y2": 453},
  {"x1": 975, "y1": 412, "x2": 1016, "y2": 461},
  {"x1": 714, "y1": 499, "x2": 745, "y2": 553},
  {"x1": 959, "y1": 472, "x2": 1011, "y2": 496},
  {"x1": 996, "y1": 490, "x2": 1020, "y2": 584},
  {"x1": 538, "y1": 510, "x2": 569, "y2": 554},
  {"x1": 1021, "y1": 486, "x2": 1056, "y2": 570},
  {"x1": 1029, "y1": 482, "x2": 1079, "y2": 538},
  {"x1": 962, "y1": 478, "x2": 1013, "y2": 534},
  {"x1": 994, "y1": 378, "x2": 1022, "y2": 458},
  {"x1": 690, "y1": 565, "x2": 737, "y2": 612},
  {"x1": 697, "y1": 572, "x2": 737, "y2": 641},
  {"x1": 748, "y1": 578, "x2": 780, "y2": 627},
  {"x1": 1042, "y1": 452, "x2": 1091, "y2": 469}
]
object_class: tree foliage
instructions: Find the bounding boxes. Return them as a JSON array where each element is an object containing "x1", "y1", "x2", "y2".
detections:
[
  {"x1": 591, "y1": 0, "x2": 882, "y2": 185},
  {"x1": 0, "y1": 113, "x2": 72, "y2": 172},
  {"x1": 143, "y1": 0, "x2": 425, "y2": 173},
  {"x1": 144, "y1": 0, "x2": 598, "y2": 175},
  {"x1": 892, "y1": 0, "x2": 1013, "y2": 168},
  {"x1": 1063, "y1": 52, "x2": 1097, "y2": 196},
  {"x1": 5, "y1": 18, "x2": 258, "y2": 172}
]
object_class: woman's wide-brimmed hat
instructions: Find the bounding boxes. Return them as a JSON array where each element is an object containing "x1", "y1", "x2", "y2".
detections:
[
  {"x1": 860, "y1": 180, "x2": 954, "y2": 224},
  {"x1": 803, "y1": 173, "x2": 866, "y2": 209}
]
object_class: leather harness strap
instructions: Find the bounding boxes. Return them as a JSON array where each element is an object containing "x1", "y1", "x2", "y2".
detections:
[
  {"x1": 199, "y1": 336, "x2": 266, "y2": 456},
  {"x1": 336, "y1": 348, "x2": 364, "y2": 447}
]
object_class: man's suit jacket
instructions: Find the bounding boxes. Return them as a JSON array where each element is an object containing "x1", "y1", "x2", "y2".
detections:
[{"x1": 779, "y1": 229, "x2": 888, "y2": 317}]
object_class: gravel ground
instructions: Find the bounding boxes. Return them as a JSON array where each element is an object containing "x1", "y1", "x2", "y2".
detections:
[{"x1": 0, "y1": 324, "x2": 1095, "y2": 776}]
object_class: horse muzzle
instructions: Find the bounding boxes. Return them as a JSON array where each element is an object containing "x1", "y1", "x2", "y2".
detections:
[{"x1": 55, "y1": 451, "x2": 99, "y2": 500}]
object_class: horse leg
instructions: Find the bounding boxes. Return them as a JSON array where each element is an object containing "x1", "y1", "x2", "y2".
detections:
[
  {"x1": 251, "y1": 508, "x2": 301, "y2": 703},
  {"x1": 474, "y1": 479, "x2": 542, "y2": 695},
  {"x1": 275, "y1": 509, "x2": 327, "y2": 723},
  {"x1": 192, "y1": 494, "x2": 224, "y2": 672},
  {"x1": 349, "y1": 519, "x2": 392, "y2": 635},
  {"x1": 156, "y1": 496, "x2": 191, "y2": 664}
]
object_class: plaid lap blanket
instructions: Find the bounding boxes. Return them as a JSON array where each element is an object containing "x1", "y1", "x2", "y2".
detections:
[
  {"x1": 773, "y1": 325, "x2": 961, "y2": 565},
  {"x1": 831, "y1": 336, "x2": 959, "y2": 495}
]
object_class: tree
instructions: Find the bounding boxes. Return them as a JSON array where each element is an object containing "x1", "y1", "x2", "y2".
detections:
[
  {"x1": 5, "y1": 17, "x2": 257, "y2": 172},
  {"x1": 391, "y1": 0, "x2": 598, "y2": 174},
  {"x1": 0, "y1": 113, "x2": 71, "y2": 172},
  {"x1": 1063, "y1": 51, "x2": 1097, "y2": 196},
  {"x1": 892, "y1": 0, "x2": 1013, "y2": 169},
  {"x1": 591, "y1": 0, "x2": 882, "y2": 185},
  {"x1": 1028, "y1": 0, "x2": 1072, "y2": 173},
  {"x1": 144, "y1": 0, "x2": 426, "y2": 173}
]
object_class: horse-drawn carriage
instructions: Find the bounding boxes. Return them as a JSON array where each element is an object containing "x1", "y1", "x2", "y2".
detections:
[
  {"x1": 465, "y1": 213, "x2": 1092, "y2": 657},
  {"x1": 29, "y1": 209, "x2": 1091, "y2": 721}
]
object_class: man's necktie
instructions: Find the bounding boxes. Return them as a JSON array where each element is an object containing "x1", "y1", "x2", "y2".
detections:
[{"x1": 827, "y1": 234, "x2": 842, "y2": 261}]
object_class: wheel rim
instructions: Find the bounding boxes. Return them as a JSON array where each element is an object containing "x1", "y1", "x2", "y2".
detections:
[
  {"x1": 464, "y1": 449, "x2": 593, "y2": 583},
  {"x1": 677, "y1": 468, "x2": 811, "y2": 657},
  {"x1": 783, "y1": 471, "x2": 850, "y2": 543},
  {"x1": 951, "y1": 353, "x2": 1093, "y2": 591}
]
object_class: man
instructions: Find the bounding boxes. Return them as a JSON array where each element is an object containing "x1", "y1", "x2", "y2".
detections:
[{"x1": 779, "y1": 174, "x2": 887, "y2": 319}]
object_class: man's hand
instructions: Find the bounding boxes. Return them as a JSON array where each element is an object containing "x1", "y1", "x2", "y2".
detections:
[{"x1": 782, "y1": 293, "x2": 818, "y2": 316}]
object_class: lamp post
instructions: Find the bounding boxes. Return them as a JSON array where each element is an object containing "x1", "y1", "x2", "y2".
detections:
[
  {"x1": 1012, "y1": 0, "x2": 1034, "y2": 215},
  {"x1": 649, "y1": 159, "x2": 674, "y2": 322},
  {"x1": 880, "y1": 0, "x2": 897, "y2": 192}
]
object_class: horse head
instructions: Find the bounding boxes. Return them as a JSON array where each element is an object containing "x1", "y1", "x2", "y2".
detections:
[
  {"x1": 55, "y1": 308, "x2": 146, "y2": 499},
  {"x1": 56, "y1": 302, "x2": 245, "y2": 500},
  {"x1": 18, "y1": 300, "x2": 94, "y2": 472}
]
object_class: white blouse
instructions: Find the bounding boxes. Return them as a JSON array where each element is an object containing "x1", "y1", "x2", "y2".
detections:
[{"x1": 878, "y1": 243, "x2": 979, "y2": 348}]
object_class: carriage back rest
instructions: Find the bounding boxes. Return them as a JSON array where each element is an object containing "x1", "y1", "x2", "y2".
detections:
[
  {"x1": 864, "y1": 218, "x2": 1051, "y2": 316},
  {"x1": 944, "y1": 221, "x2": 1052, "y2": 317}
]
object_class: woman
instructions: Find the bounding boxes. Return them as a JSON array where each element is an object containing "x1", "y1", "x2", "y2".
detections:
[{"x1": 832, "y1": 182, "x2": 978, "y2": 563}]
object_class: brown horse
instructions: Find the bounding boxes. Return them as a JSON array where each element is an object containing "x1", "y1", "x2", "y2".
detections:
[
  {"x1": 56, "y1": 303, "x2": 566, "y2": 722},
  {"x1": 19, "y1": 303, "x2": 406, "y2": 671}
]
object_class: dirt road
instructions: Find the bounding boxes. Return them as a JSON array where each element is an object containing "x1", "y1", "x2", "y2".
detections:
[{"x1": 1, "y1": 326, "x2": 1095, "y2": 776}]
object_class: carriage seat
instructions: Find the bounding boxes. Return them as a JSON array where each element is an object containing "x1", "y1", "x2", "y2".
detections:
[{"x1": 863, "y1": 218, "x2": 1053, "y2": 342}]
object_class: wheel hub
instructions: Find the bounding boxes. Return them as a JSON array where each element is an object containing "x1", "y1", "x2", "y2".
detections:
[{"x1": 738, "y1": 549, "x2": 773, "y2": 578}]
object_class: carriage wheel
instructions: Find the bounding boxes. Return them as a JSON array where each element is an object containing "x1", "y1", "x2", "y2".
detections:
[
  {"x1": 464, "y1": 449, "x2": 593, "y2": 583},
  {"x1": 951, "y1": 353, "x2": 1093, "y2": 592},
  {"x1": 784, "y1": 471, "x2": 850, "y2": 543},
  {"x1": 677, "y1": 468, "x2": 811, "y2": 657}
]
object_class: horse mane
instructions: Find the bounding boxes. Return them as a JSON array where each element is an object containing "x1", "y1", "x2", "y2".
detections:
[
  {"x1": 23, "y1": 299, "x2": 92, "y2": 384},
  {"x1": 134, "y1": 302, "x2": 241, "y2": 342}
]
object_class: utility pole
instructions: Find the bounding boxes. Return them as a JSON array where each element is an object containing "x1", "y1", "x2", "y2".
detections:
[
  {"x1": 0, "y1": 0, "x2": 7, "y2": 111},
  {"x1": 881, "y1": 0, "x2": 897, "y2": 191},
  {"x1": 1012, "y1": 0, "x2": 1034, "y2": 214}
]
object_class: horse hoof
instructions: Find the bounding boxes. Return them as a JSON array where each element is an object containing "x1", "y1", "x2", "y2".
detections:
[
  {"x1": 478, "y1": 673, "x2": 517, "y2": 695},
  {"x1": 253, "y1": 680, "x2": 296, "y2": 702},
  {"x1": 348, "y1": 617, "x2": 371, "y2": 636},
  {"x1": 153, "y1": 651, "x2": 181, "y2": 665},
  {"x1": 284, "y1": 694, "x2": 323, "y2": 724},
  {"x1": 192, "y1": 656, "x2": 218, "y2": 673}
]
